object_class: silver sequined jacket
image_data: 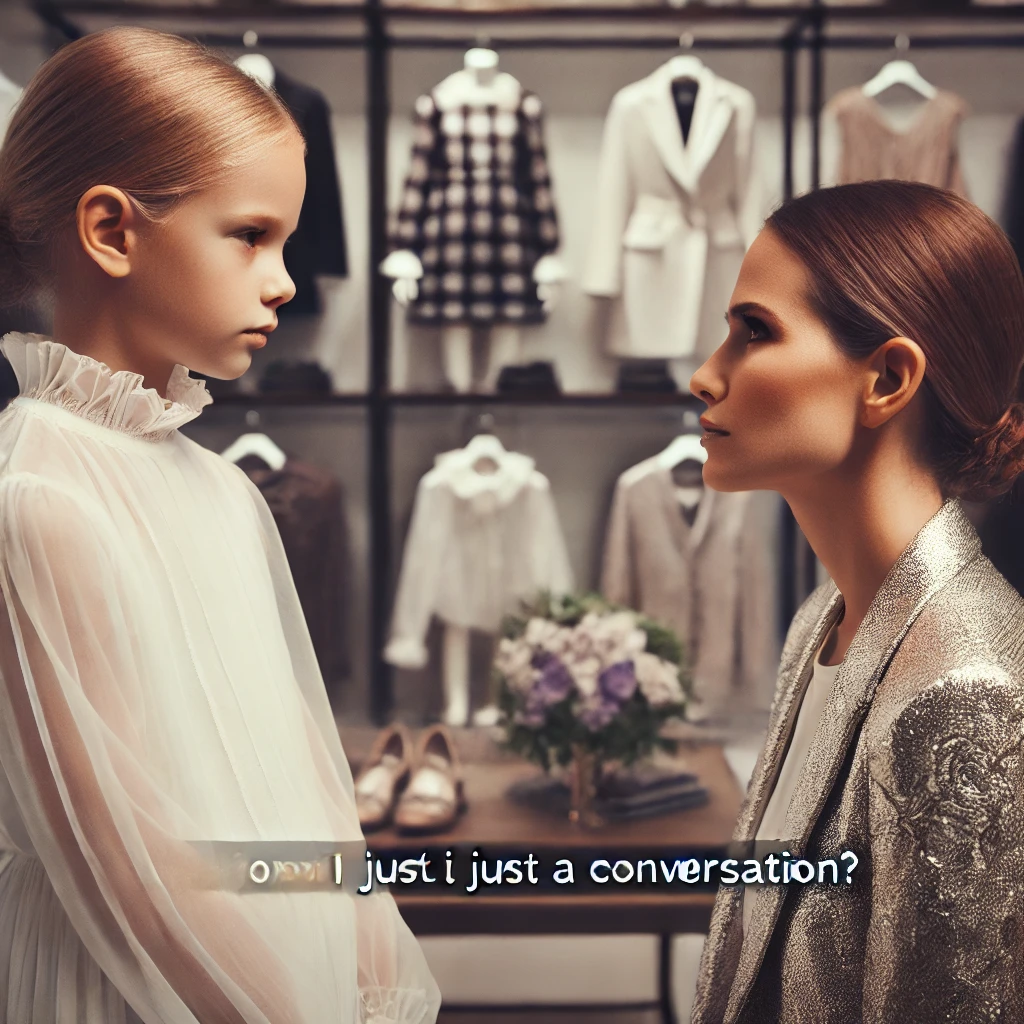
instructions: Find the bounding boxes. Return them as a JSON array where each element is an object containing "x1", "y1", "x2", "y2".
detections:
[{"x1": 691, "y1": 497, "x2": 1024, "y2": 1023}]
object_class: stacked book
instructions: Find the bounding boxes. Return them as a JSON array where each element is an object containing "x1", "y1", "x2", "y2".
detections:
[
  {"x1": 596, "y1": 757, "x2": 708, "y2": 822},
  {"x1": 508, "y1": 753, "x2": 708, "y2": 823}
]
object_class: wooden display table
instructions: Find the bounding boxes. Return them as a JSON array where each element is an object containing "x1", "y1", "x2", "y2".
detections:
[{"x1": 361, "y1": 741, "x2": 743, "y2": 1023}]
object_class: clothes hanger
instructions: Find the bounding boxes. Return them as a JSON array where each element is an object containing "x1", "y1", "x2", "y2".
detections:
[
  {"x1": 666, "y1": 35, "x2": 704, "y2": 83},
  {"x1": 234, "y1": 31, "x2": 275, "y2": 90},
  {"x1": 220, "y1": 409, "x2": 287, "y2": 471},
  {"x1": 862, "y1": 36, "x2": 936, "y2": 101},
  {"x1": 463, "y1": 40, "x2": 499, "y2": 76},
  {"x1": 657, "y1": 410, "x2": 708, "y2": 471},
  {"x1": 461, "y1": 413, "x2": 508, "y2": 475}
]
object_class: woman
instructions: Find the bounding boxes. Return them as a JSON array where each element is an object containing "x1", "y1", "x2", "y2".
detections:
[
  {"x1": 0, "y1": 26, "x2": 439, "y2": 1024},
  {"x1": 689, "y1": 180, "x2": 1024, "y2": 1023}
]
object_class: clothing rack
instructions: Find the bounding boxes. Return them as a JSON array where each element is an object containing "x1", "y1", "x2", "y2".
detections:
[{"x1": 32, "y1": 0, "x2": 1024, "y2": 729}]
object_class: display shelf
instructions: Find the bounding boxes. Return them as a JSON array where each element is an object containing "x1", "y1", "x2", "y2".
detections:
[
  {"x1": 203, "y1": 391, "x2": 709, "y2": 406},
  {"x1": 209, "y1": 391, "x2": 372, "y2": 405},
  {"x1": 32, "y1": 0, "x2": 1024, "y2": 724},
  {"x1": 37, "y1": 0, "x2": 1024, "y2": 19},
  {"x1": 35, "y1": 1, "x2": 368, "y2": 16},
  {"x1": 37, "y1": 0, "x2": 1024, "y2": 24},
  {"x1": 387, "y1": 390, "x2": 706, "y2": 405}
]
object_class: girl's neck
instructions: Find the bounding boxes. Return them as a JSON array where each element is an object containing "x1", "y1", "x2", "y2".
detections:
[{"x1": 52, "y1": 305, "x2": 176, "y2": 400}]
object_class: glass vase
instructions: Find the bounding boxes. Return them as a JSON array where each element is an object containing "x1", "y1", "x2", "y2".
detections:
[{"x1": 568, "y1": 743, "x2": 605, "y2": 829}]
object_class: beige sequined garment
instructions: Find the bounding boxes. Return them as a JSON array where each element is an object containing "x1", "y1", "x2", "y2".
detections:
[
  {"x1": 691, "y1": 497, "x2": 1024, "y2": 1023},
  {"x1": 825, "y1": 86, "x2": 971, "y2": 197}
]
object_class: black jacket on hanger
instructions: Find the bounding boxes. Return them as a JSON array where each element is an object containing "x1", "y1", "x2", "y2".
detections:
[
  {"x1": 1005, "y1": 117, "x2": 1024, "y2": 274},
  {"x1": 273, "y1": 69, "x2": 348, "y2": 315}
]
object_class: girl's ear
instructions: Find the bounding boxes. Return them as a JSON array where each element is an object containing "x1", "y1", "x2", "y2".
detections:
[
  {"x1": 75, "y1": 185, "x2": 138, "y2": 281},
  {"x1": 860, "y1": 336, "x2": 928, "y2": 430}
]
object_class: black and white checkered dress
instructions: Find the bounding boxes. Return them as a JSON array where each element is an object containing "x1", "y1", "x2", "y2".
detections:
[{"x1": 390, "y1": 88, "x2": 560, "y2": 326}]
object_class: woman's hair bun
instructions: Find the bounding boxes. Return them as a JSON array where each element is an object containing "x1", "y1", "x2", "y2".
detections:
[{"x1": 955, "y1": 401, "x2": 1024, "y2": 502}]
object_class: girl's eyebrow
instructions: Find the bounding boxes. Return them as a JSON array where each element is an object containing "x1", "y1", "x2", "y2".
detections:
[{"x1": 229, "y1": 214, "x2": 299, "y2": 241}]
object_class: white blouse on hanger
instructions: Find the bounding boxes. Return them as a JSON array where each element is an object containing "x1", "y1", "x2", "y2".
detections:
[
  {"x1": 741, "y1": 637, "x2": 843, "y2": 937},
  {"x1": 385, "y1": 443, "x2": 574, "y2": 669},
  {"x1": 0, "y1": 333, "x2": 440, "y2": 1024}
]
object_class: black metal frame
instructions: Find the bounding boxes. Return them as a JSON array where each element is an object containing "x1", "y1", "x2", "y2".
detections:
[
  {"x1": 22, "y1": 5, "x2": 1024, "y2": 1023},
  {"x1": 31, "y1": 0, "x2": 1024, "y2": 725}
]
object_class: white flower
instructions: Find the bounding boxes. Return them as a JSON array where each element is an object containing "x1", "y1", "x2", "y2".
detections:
[
  {"x1": 524, "y1": 618, "x2": 560, "y2": 650},
  {"x1": 570, "y1": 655, "x2": 602, "y2": 698},
  {"x1": 495, "y1": 637, "x2": 535, "y2": 695},
  {"x1": 623, "y1": 628, "x2": 648, "y2": 659},
  {"x1": 544, "y1": 626, "x2": 575, "y2": 657},
  {"x1": 634, "y1": 652, "x2": 685, "y2": 707}
]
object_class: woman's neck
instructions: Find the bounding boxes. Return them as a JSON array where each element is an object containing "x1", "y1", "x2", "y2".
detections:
[{"x1": 784, "y1": 453, "x2": 944, "y2": 663}]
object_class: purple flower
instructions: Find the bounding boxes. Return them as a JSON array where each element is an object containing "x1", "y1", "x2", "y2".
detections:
[
  {"x1": 534, "y1": 656, "x2": 574, "y2": 706},
  {"x1": 579, "y1": 695, "x2": 618, "y2": 732},
  {"x1": 599, "y1": 661, "x2": 637, "y2": 703}
]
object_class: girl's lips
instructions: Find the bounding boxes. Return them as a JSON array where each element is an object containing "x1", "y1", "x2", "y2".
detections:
[{"x1": 242, "y1": 331, "x2": 267, "y2": 348}]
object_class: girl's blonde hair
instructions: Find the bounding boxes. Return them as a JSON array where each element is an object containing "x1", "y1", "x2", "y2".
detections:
[{"x1": 0, "y1": 26, "x2": 302, "y2": 307}]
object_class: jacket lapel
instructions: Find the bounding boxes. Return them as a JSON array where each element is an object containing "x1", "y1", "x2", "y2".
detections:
[
  {"x1": 722, "y1": 497, "x2": 982, "y2": 1024},
  {"x1": 639, "y1": 61, "x2": 733, "y2": 195}
]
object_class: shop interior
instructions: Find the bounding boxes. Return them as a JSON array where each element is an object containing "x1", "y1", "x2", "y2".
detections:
[{"x1": 2, "y1": 0, "x2": 1024, "y2": 1020}]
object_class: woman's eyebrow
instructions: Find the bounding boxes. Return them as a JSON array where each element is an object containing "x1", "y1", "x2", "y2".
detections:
[{"x1": 725, "y1": 301, "x2": 777, "y2": 321}]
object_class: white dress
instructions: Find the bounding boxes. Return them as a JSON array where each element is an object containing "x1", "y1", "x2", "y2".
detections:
[{"x1": 0, "y1": 333, "x2": 441, "y2": 1024}]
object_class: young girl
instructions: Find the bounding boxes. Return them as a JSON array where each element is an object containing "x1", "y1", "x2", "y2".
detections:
[
  {"x1": 689, "y1": 180, "x2": 1024, "y2": 1021},
  {"x1": 0, "y1": 26, "x2": 440, "y2": 1024}
]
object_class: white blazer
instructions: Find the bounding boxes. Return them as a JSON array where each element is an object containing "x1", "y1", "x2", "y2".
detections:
[{"x1": 583, "y1": 60, "x2": 762, "y2": 360}]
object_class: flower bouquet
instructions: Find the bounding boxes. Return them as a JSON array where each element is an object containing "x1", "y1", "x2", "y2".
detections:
[{"x1": 494, "y1": 592, "x2": 691, "y2": 826}]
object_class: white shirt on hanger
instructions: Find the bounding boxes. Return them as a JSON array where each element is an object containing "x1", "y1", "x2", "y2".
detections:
[
  {"x1": 741, "y1": 637, "x2": 844, "y2": 937},
  {"x1": 385, "y1": 444, "x2": 574, "y2": 669}
]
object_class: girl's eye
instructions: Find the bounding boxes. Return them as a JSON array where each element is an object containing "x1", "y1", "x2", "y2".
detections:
[
  {"x1": 742, "y1": 315, "x2": 770, "y2": 342},
  {"x1": 238, "y1": 229, "x2": 265, "y2": 248}
]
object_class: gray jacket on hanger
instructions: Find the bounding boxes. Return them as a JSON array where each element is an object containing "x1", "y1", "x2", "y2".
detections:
[{"x1": 600, "y1": 457, "x2": 778, "y2": 719}]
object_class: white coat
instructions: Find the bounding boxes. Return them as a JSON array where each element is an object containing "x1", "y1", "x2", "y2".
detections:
[{"x1": 583, "y1": 59, "x2": 762, "y2": 361}]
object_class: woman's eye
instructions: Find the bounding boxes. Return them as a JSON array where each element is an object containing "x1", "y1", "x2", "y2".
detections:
[{"x1": 742, "y1": 315, "x2": 770, "y2": 342}]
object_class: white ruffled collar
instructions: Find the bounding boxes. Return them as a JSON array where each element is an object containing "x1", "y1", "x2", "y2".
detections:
[{"x1": 0, "y1": 332, "x2": 213, "y2": 442}]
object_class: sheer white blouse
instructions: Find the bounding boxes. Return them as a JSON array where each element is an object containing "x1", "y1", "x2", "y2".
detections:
[{"x1": 0, "y1": 333, "x2": 440, "y2": 1024}]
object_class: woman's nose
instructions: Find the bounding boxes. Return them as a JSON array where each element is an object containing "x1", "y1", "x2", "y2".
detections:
[{"x1": 689, "y1": 362, "x2": 718, "y2": 405}]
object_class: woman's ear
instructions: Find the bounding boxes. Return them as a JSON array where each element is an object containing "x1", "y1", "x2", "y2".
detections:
[
  {"x1": 860, "y1": 336, "x2": 928, "y2": 430},
  {"x1": 75, "y1": 185, "x2": 139, "y2": 281}
]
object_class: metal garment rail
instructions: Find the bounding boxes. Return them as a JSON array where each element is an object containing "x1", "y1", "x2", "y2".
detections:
[
  {"x1": 34, "y1": 1, "x2": 805, "y2": 727},
  {"x1": 31, "y1": 0, "x2": 1024, "y2": 723}
]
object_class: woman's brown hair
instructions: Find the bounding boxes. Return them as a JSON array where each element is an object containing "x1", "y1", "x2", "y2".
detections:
[
  {"x1": 766, "y1": 180, "x2": 1024, "y2": 502},
  {"x1": 0, "y1": 26, "x2": 301, "y2": 309}
]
